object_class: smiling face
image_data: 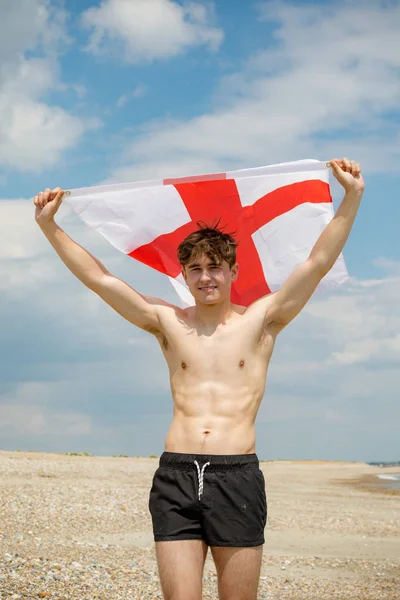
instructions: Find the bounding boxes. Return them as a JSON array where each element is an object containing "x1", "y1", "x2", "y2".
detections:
[
  {"x1": 177, "y1": 222, "x2": 239, "y2": 305},
  {"x1": 182, "y1": 253, "x2": 239, "y2": 305}
]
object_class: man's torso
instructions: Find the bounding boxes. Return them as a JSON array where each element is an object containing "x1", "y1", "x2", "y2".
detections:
[{"x1": 152, "y1": 295, "x2": 278, "y2": 454}]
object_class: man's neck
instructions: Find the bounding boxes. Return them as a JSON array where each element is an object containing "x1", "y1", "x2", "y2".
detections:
[{"x1": 192, "y1": 299, "x2": 235, "y2": 329}]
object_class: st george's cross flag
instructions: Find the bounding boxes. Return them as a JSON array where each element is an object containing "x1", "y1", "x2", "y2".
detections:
[{"x1": 63, "y1": 159, "x2": 348, "y2": 307}]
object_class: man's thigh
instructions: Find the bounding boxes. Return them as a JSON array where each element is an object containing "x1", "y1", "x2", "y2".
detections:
[
  {"x1": 211, "y1": 545, "x2": 263, "y2": 600},
  {"x1": 155, "y1": 539, "x2": 208, "y2": 600}
]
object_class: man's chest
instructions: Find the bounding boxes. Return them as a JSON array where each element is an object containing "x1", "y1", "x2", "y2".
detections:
[{"x1": 156, "y1": 312, "x2": 274, "y2": 372}]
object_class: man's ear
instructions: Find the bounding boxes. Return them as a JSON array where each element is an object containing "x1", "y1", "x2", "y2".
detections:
[
  {"x1": 182, "y1": 267, "x2": 187, "y2": 283},
  {"x1": 231, "y1": 263, "x2": 239, "y2": 282}
]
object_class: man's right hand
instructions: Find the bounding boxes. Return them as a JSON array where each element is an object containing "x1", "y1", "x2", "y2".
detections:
[{"x1": 34, "y1": 187, "x2": 65, "y2": 224}]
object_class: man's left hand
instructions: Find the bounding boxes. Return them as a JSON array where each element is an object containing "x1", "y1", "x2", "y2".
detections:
[{"x1": 329, "y1": 157, "x2": 364, "y2": 193}]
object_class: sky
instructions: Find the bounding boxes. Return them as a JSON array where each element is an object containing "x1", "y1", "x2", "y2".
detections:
[{"x1": 1, "y1": 0, "x2": 399, "y2": 462}]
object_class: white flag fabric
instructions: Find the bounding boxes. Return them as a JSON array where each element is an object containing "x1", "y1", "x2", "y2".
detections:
[{"x1": 64, "y1": 159, "x2": 348, "y2": 306}]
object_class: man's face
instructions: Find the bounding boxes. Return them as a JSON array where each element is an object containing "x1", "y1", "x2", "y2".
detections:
[{"x1": 182, "y1": 254, "x2": 239, "y2": 304}]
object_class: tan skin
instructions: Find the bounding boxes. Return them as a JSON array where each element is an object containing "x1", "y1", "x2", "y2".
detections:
[
  {"x1": 34, "y1": 157, "x2": 364, "y2": 600},
  {"x1": 156, "y1": 256, "x2": 274, "y2": 456}
]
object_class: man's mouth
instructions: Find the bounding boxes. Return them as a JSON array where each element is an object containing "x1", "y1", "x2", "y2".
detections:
[{"x1": 199, "y1": 286, "x2": 216, "y2": 291}]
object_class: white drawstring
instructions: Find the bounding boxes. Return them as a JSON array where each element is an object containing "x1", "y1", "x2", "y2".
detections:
[{"x1": 194, "y1": 460, "x2": 210, "y2": 500}]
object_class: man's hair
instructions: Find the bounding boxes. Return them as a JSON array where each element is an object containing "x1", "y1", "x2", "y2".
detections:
[{"x1": 177, "y1": 219, "x2": 238, "y2": 269}]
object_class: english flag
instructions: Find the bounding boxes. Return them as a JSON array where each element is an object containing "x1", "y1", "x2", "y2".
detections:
[{"x1": 64, "y1": 159, "x2": 348, "y2": 307}]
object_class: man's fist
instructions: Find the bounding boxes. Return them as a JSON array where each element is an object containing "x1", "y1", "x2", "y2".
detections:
[
  {"x1": 328, "y1": 158, "x2": 364, "y2": 194},
  {"x1": 34, "y1": 187, "x2": 65, "y2": 223}
]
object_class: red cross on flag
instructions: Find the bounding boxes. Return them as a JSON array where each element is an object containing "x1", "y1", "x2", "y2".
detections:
[{"x1": 64, "y1": 159, "x2": 348, "y2": 307}]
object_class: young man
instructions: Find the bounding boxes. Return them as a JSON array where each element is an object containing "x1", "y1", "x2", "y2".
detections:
[{"x1": 34, "y1": 157, "x2": 363, "y2": 600}]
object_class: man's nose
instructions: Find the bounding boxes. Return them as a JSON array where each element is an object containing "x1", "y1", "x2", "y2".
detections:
[{"x1": 199, "y1": 270, "x2": 212, "y2": 281}]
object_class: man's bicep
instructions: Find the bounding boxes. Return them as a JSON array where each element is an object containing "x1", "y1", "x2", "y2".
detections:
[
  {"x1": 267, "y1": 259, "x2": 325, "y2": 327},
  {"x1": 92, "y1": 274, "x2": 166, "y2": 333}
]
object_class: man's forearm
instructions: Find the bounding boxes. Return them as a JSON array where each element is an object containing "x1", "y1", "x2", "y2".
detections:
[
  {"x1": 310, "y1": 188, "x2": 363, "y2": 273},
  {"x1": 38, "y1": 219, "x2": 109, "y2": 288}
]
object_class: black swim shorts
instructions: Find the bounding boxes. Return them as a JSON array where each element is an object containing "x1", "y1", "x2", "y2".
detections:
[{"x1": 148, "y1": 452, "x2": 267, "y2": 547}]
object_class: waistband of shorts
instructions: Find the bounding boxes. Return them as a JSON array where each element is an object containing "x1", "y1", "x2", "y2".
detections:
[{"x1": 159, "y1": 452, "x2": 259, "y2": 472}]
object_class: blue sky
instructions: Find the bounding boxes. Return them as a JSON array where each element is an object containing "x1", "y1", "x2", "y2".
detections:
[{"x1": 1, "y1": 0, "x2": 399, "y2": 461}]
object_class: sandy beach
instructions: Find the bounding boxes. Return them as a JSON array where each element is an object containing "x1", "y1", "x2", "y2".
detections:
[{"x1": 0, "y1": 451, "x2": 398, "y2": 599}]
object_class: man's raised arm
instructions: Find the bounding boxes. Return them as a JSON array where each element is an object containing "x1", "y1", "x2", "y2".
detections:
[
  {"x1": 34, "y1": 187, "x2": 164, "y2": 333},
  {"x1": 265, "y1": 157, "x2": 364, "y2": 329}
]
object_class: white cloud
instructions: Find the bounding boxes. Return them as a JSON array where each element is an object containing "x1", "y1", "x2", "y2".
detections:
[
  {"x1": 0, "y1": 382, "x2": 93, "y2": 437},
  {"x1": 0, "y1": 198, "x2": 124, "y2": 262},
  {"x1": 81, "y1": 0, "x2": 223, "y2": 63},
  {"x1": 0, "y1": 403, "x2": 93, "y2": 437},
  {"x1": 0, "y1": 58, "x2": 91, "y2": 172},
  {"x1": 74, "y1": 83, "x2": 87, "y2": 99},
  {"x1": 331, "y1": 335, "x2": 400, "y2": 366},
  {"x1": 302, "y1": 273, "x2": 400, "y2": 365},
  {"x1": 0, "y1": 0, "x2": 66, "y2": 64},
  {"x1": 108, "y1": 0, "x2": 400, "y2": 182},
  {"x1": 116, "y1": 84, "x2": 148, "y2": 108},
  {"x1": 104, "y1": 154, "x2": 227, "y2": 183},
  {"x1": 0, "y1": 200, "x2": 45, "y2": 260},
  {"x1": 373, "y1": 257, "x2": 400, "y2": 276},
  {"x1": 0, "y1": 1, "x2": 96, "y2": 173}
]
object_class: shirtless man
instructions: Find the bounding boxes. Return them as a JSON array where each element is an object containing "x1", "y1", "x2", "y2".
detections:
[{"x1": 34, "y1": 157, "x2": 363, "y2": 600}]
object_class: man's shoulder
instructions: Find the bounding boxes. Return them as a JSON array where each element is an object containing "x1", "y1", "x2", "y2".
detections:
[
  {"x1": 144, "y1": 296, "x2": 188, "y2": 328},
  {"x1": 245, "y1": 292, "x2": 277, "y2": 314}
]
